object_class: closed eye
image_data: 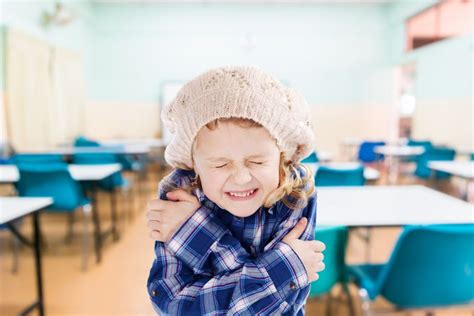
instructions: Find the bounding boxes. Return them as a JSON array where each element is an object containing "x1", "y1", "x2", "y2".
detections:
[
  {"x1": 250, "y1": 161, "x2": 264, "y2": 165},
  {"x1": 215, "y1": 163, "x2": 228, "y2": 169}
]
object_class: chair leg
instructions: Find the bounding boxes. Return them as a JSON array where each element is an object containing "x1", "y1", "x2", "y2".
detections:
[
  {"x1": 358, "y1": 288, "x2": 372, "y2": 316},
  {"x1": 81, "y1": 204, "x2": 92, "y2": 272},
  {"x1": 365, "y1": 228, "x2": 372, "y2": 262},
  {"x1": 325, "y1": 292, "x2": 333, "y2": 316},
  {"x1": 342, "y1": 283, "x2": 356, "y2": 316},
  {"x1": 11, "y1": 235, "x2": 20, "y2": 274},
  {"x1": 65, "y1": 212, "x2": 75, "y2": 244}
]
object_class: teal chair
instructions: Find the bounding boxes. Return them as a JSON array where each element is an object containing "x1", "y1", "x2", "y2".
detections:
[
  {"x1": 316, "y1": 166, "x2": 365, "y2": 187},
  {"x1": 347, "y1": 225, "x2": 474, "y2": 315},
  {"x1": 407, "y1": 139, "x2": 432, "y2": 148},
  {"x1": 73, "y1": 153, "x2": 132, "y2": 231},
  {"x1": 309, "y1": 226, "x2": 354, "y2": 316},
  {"x1": 72, "y1": 153, "x2": 127, "y2": 191},
  {"x1": 315, "y1": 166, "x2": 370, "y2": 260},
  {"x1": 74, "y1": 136, "x2": 142, "y2": 185},
  {"x1": 74, "y1": 135, "x2": 100, "y2": 147},
  {"x1": 16, "y1": 162, "x2": 93, "y2": 270},
  {"x1": 302, "y1": 151, "x2": 319, "y2": 163},
  {"x1": 12, "y1": 154, "x2": 64, "y2": 164},
  {"x1": 414, "y1": 146, "x2": 456, "y2": 180},
  {"x1": 405, "y1": 139, "x2": 433, "y2": 163},
  {"x1": 357, "y1": 141, "x2": 385, "y2": 163}
]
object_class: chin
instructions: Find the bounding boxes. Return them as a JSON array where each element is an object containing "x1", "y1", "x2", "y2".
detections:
[{"x1": 225, "y1": 204, "x2": 261, "y2": 217}]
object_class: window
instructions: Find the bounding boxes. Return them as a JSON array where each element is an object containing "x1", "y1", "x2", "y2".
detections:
[{"x1": 406, "y1": 0, "x2": 473, "y2": 51}]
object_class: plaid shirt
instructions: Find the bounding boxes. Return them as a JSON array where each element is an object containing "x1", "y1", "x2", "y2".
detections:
[{"x1": 147, "y1": 167, "x2": 317, "y2": 316}]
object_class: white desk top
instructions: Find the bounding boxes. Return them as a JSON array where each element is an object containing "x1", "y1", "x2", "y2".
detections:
[
  {"x1": 316, "y1": 185, "x2": 473, "y2": 227},
  {"x1": 0, "y1": 164, "x2": 122, "y2": 183},
  {"x1": 316, "y1": 151, "x2": 333, "y2": 163},
  {"x1": 0, "y1": 197, "x2": 53, "y2": 224},
  {"x1": 456, "y1": 148, "x2": 474, "y2": 156},
  {"x1": 428, "y1": 161, "x2": 474, "y2": 180},
  {"x1": 304, "y1": 162, "x2": 380, "y2": 181},
  {"x1": 374, "y1": 145, "x2": 425, "y2": 157},
  {"x1": 101, "y1": 138, "x2": 167, "y2": 148},
  {"x1": 19, "y1": 145, "x2": 150, "y2": 155}
]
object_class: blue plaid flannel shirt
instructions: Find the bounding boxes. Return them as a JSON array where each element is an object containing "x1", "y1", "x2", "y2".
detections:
[{"x1": 147, "y1": 167, "x2": 317, "y2": 315}]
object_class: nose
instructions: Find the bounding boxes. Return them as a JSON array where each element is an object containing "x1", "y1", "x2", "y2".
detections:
[{"x1": 231, "y1": 165, "x2": 252, "y2": 185}]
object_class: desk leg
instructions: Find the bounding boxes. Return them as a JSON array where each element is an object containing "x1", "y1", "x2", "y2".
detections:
[
  {"x1": 91, "y1": 188, "x2": 102, "y2": 263},
  {"x1": 32, "y1": 212, "x2": 45, "y2": 316},
  {"x1": 388, "y1": 157, "x2": 399, "y2": 184},
  {"x1": 110, "y1": 190, "x2": 120, "y2": 241}
]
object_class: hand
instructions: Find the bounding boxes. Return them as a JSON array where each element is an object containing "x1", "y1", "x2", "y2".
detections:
[
  {"x1": 146, "y1": 189, "x2": 201, "y2": 242},
  {"x1": 282, "y1": 218, "x2": 326, "y2": 283}
]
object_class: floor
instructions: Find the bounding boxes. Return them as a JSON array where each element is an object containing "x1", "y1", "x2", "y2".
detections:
[{"x1": 0, "y1": 163, "x2": 472, "y2": 316}]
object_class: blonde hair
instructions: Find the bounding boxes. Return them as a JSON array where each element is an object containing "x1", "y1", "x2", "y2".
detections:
[{"x1": 163, "y1": 118, "x2": 315, "y2": 210}]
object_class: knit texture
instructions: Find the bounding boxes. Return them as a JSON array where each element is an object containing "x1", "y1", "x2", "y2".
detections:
[{"x1": 162, "y1": 66, "x2": 315, "y2": 168}]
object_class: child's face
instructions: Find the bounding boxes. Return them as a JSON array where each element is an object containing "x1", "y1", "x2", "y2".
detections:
[{"x1": 193, "y1": 121, "x2": 280, "y2": 217}]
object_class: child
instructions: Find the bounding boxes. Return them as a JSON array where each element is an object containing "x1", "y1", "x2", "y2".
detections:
[{"x1": 146, "y1": 66, "x2": 325, "y2": 315}]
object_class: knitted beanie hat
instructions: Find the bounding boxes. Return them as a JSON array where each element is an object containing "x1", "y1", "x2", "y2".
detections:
[{"x1": 162, "y1": 66, "x2": 315, "y2": 169}]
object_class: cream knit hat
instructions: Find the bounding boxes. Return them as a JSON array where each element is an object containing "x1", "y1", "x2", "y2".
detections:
[{"x1": 162, "y1": 66, "x2": 315, "y2": 169}]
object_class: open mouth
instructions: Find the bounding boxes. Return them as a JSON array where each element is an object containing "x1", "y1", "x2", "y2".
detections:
[{"x1": 225, "y1": 189, "x2": 258, "y2": 201}]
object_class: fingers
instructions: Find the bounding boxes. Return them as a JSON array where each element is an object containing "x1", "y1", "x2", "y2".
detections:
[
  {"x1": 146, "y1": 209, "x2": 160, "y2": 221},
  {"x1": 307, "y1": 240, "x2": 325, "y2": 252},
  {"x1": 313, "y1": 240, "x2": 326, "y2": 252},
  {"x1": 315, "y1": 261, "x2": 325, "y2": 273},
  {"x1": 147, "y1": 220, "x2": 160, "y2": 231},
  {"x1": 283, "y1": 218, "x2": 308, "y2": 242},
  {"x1": 149, "y1": 230, "x2": 161, "y2": 241},
  {"x1": 166, "y1": 189, "x2": 196, "y2": 203},
  {"x1": 147, "y1": 199, "x2": 174, "y2": 211}
]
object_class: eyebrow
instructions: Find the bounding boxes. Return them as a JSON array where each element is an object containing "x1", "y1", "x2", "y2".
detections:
[{"x1": 205, "y1": 154, "x2": 267, "y2": 162}]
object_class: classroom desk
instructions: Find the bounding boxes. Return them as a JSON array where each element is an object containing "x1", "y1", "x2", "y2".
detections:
[
  {"x1": 374, "y1": 145, "x2": 425, "y2": 184},
  {"x1": 429, "y1": 161, "x2": 474, "y2": 201},
  {"x1": 304, "y1": 162, "x2": 380, "y2": 181},
  {"x1": 316, "y1": 185, "x2": 473, "y2": 261},
  {"x1": 316, "y1": 185, "x2": 473, "y2": 227},
  {"x1": 0, "y1": 164, "x2": 122, "y2": 183},
  {"x1": 101, "y1": 137, "x2": 167, "y2": 149},
  {"x1": 18, "y1": 145, "x2": 150, "y2": 156},
  {"x1": 0, "y1": 197, "x2": 53, "y2": 316},
  {"x1": 0, "y1": 164, "x2": 122, "y2": 264}
]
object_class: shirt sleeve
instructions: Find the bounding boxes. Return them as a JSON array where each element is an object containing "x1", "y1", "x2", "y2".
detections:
[
  {"x1": 147, "y1": 238, "x2": 308, "y2": 315},
  {"x1": 163, "y1": 165, "x2": 317, "y2": 277},
  {"x1": 148, "y1": 169, "x2": 317, "y2": 315}
]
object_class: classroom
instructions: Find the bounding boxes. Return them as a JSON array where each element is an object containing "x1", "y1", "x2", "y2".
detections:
[{"x1": 0, "y1": 0, "x2": 473, "y2": 315}]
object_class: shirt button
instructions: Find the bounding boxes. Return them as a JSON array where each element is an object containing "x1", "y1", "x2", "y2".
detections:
[
  {"x1": 151, "y1": 290, "x2": 157, "y2": 297},
  {"x1": 289, "y1": 282, "x2": 296, "y2": 290}
]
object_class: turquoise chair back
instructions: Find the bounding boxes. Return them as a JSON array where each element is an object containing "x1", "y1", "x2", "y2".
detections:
[
  {"x1": 309, "y1": 226, "x2": 349, "y2": 297},
  {"x1": 407, "y1": 139, "x2": 432, "y2": 151},
  {"x1": 377, "y1": 224, "x2": 474, "y2": 308},
  {"x1": 406, "y1": 139, "x2": 433, "y2": 163},
  {"x1": 358, "y1": 141, "x2": 385, "y2": 163},
  {"x1": 301, "y1": 152, "x2": 319, "y2": 163},
  {"x1": 74, "y1": 136, "x2": 100, "y2": 147},
  {"x1": 315, "y1": 166, "x2": 365, "y2": 187},
  {"x1": 12, "y1": 154, "x2": 64, "y2": 164},
  {"x1": 16, "y1": 163, "x2": 88, "y2": 212},
  {"x1": 72, "y1": 153, "x2": 125, "y2": 190},
  {"x1": 414, "y1": 146, "x2": 456, "y2": 179}
]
